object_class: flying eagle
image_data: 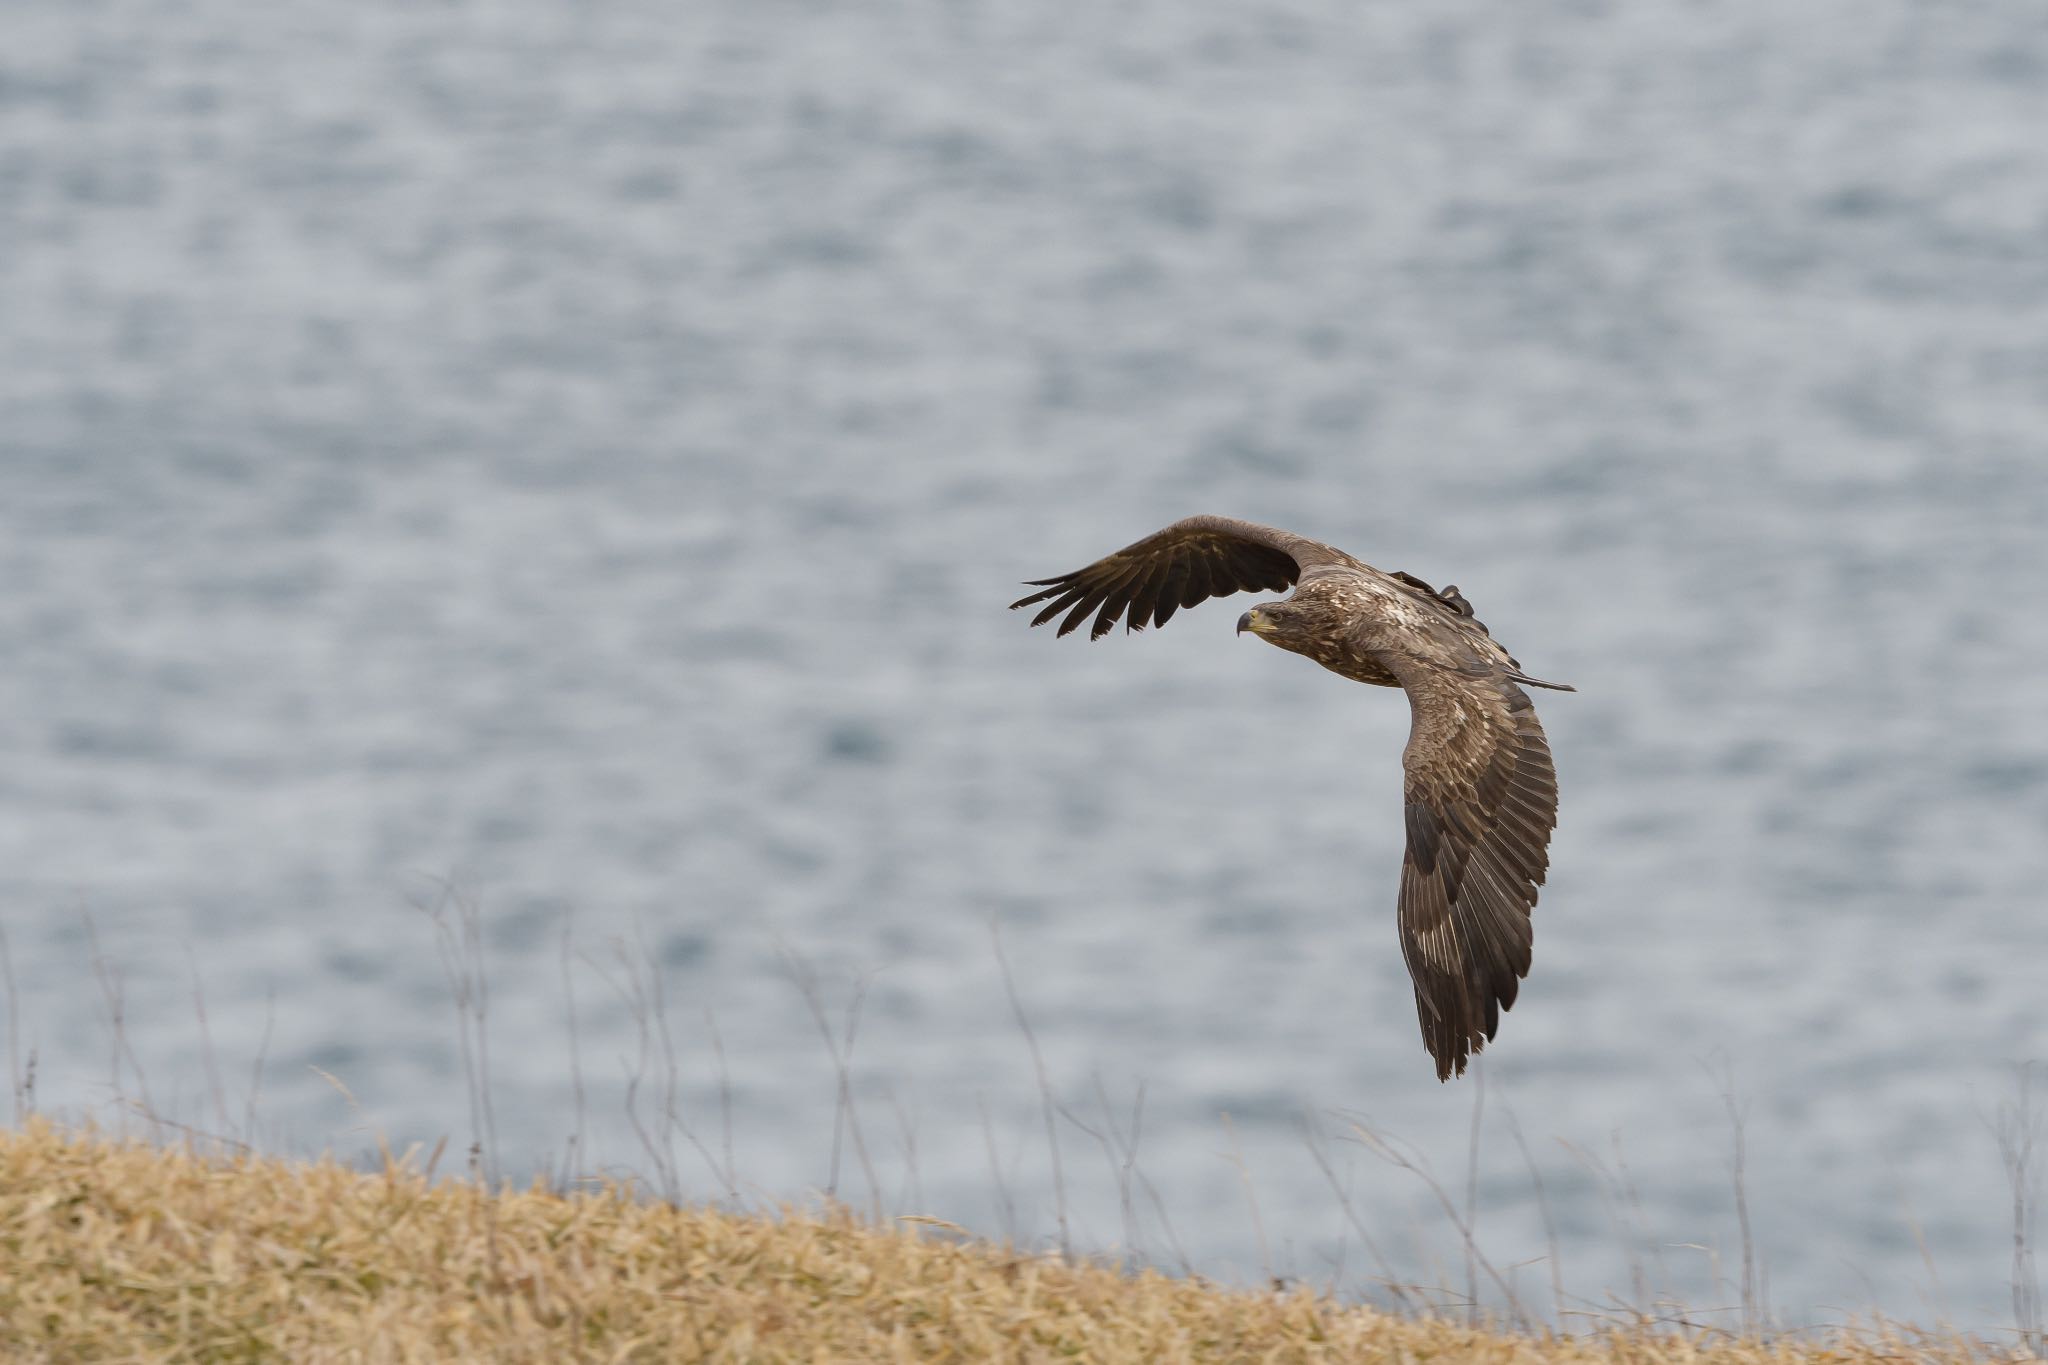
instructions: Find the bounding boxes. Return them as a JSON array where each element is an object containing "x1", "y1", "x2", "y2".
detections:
[{"x1": 1011, "y1": 515, "x2": 1571, "y2": 1081}]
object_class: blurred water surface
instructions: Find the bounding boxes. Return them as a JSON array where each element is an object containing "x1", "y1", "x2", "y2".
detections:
[{"x1": 4, "y1": 0, "x2": 2047, "y2": 1332}]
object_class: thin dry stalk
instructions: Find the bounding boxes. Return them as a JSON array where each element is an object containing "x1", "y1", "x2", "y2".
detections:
[
  {"x1": 587, "y1": 936, "x2": 731, "y2": 1204},
  {"x1": 1465, "y1": 1062, "x2": 1487, "y2": 1326},
  {"x1": 778, "y1": 944, "x2": 880, "y2": 1221},
  {"x1": 706, "y1": 1006, "x2": 736, "y2": 1200},
  {"x1": 1338, "y1": 1112, "x2": 1526, "y2": 1328},
  {"x1": 1062, "y1": 1077, "x2": 1193, "y2": 1277},
  {"x1": 977, "y1": 1092, "x2": 1020, "y2": 1246},
  {"x1": 1299, "y1": 1111, "x2": 1412, "y2": 1312},
  {"x1": 1994, "y1": 1063, "x2": 2044, "y2": 1358},
  {"x1": 1220, "y1": 1112, "x2": 1274, "y2": 1286},
  {"x1": 585, "y1": 941, "x2": 674, "y2": 1198},
  {"x1": 989, "y1": 919, "x2": 1069, "y2": 1260},
  {"x1": 1, "y1": 922, "x2": 31, "y2": 1122},
  {"x1": 836, "y1": 981, "x2": 878, "y2": 1218},
  {"x1": 556, "y1": 917, "x2": 587, "y2": 1191},
  {"x1": 1057, "y1": 1075, "x2": 1151, "y2": 1262},
  {"x1": 1609, "y1": 1131, "x2": 1676, "y2": 1317},
  {"x1": 1135, "y1": 1155, "x2": 1196, "y2": 1278},
  {"x1": 114, "y1": 1107, "x2": 251, "y2": 1156},
  {"x1": 421, "y1": 882, "x2": 500, "y2": 1186},
  {"x1": 81, "y1": 909, "x2": 157, "y2": 1137},
  {"x1": 1107, "y1": 1078, "x2": 1144, "y2": 1255},
  {"x1": 1054, "y1": 1095, "x2": 1130, "y2": 1258},
  {"x1": 1559, "y1": 1136, "x2": 1648, "y2": 1319},
  {"x1": 466, "y1": 1137, "x2": 508, "y2": 1303},
  {"x1": 1502, "y1": 1100, "x2": 1566, "y2": 1326},
  {"x1": 635, "y1": 915, "x2": 695, "y2": 1201},
  {"x1": 1320, "y1": 1225, "x2": 1351, "y2": 1300},
  {"x1": 1715, "y1": 1072, "x2": 1760, "y2": 1335},
  {"x1": 886, "y1": 1085, "x2": 923, "y2": 1213},
  {"x1": 183, "y1": 945, "x2": 231, "y2": 1137},
  {"x1": 241, "y1": 986, "x2": 274, "y2": 1149}
]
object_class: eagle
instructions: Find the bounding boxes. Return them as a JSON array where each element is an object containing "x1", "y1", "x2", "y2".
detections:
[{"x1": 1011, "y1": 514, "x2": 1571, "y2": 1081}]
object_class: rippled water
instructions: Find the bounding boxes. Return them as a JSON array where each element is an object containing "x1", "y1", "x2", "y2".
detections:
[{"x1": 4, "y1": 0, "x2": 2047, "y2": 1333}]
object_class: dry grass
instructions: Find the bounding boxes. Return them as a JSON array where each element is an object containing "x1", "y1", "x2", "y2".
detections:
[{"x1": 0, "y1": 1120, "x2": 2021, "y2": 1364}]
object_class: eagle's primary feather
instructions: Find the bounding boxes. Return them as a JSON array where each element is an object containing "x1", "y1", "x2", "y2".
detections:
[{"x1": 1011, "y1": 514, "x2": 1571, "y2": 1081}]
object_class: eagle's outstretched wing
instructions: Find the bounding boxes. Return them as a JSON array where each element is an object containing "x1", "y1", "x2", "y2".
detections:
[
  {"x1": 1009, "y1": 515, "x2": 1359, "y2": 639},
  {"x1": 1387, "y1": 653, "x2": 1559, "y2": 1080}
]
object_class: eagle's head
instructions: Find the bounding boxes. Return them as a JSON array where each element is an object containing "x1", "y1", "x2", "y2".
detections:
[{"x1": 1236, "y1": 602, "x2": 1302, "y2": 644}]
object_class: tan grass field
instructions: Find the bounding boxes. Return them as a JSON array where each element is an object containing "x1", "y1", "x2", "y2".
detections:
[{"x1": 0, "y1": 1120, "x2": 2021, "y2": 1363}]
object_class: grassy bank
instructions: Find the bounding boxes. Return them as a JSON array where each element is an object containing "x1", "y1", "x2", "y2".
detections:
[{"x1": 0, "y1": 1121, "x2": 2016, "y2": 1363}]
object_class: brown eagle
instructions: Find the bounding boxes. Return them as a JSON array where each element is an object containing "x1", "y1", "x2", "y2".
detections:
[{"x1": 1011, "y1": 514, "x2": 1571, "y2": 1081}]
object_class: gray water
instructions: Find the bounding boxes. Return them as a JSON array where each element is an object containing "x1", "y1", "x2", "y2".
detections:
[{"x1": 4, "y1": 0, "x2": 2047, "y2": 1335}]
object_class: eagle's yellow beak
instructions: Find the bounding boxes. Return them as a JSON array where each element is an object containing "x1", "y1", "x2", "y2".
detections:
[{"x1": 1237, "y1": 608, "x2": 1264, "y2": 636}]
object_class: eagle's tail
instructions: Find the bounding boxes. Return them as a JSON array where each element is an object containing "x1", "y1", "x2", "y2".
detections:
[{"x1": 1508, "y1": 670, "x2": 1576, "y2": 692}]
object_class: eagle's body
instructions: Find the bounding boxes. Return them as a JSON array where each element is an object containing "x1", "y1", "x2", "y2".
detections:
[{"x1": 1011, "y1": 514, "x2": 1570, "y2": 1081}]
